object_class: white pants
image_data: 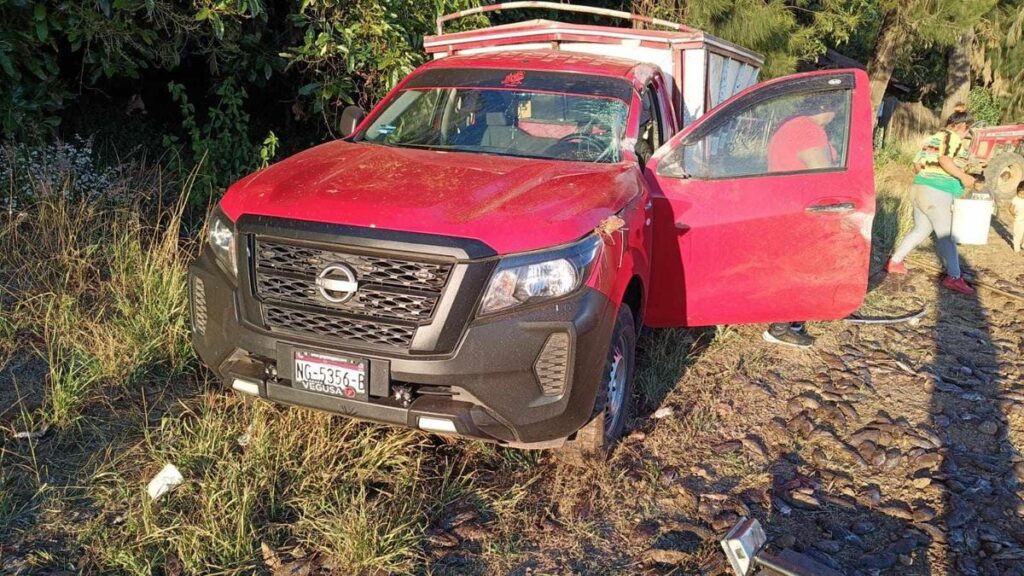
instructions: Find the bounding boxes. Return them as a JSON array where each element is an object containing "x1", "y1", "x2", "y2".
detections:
[{"x1": 1014, "y1": 219, "x2": 1024, "y2": 251}]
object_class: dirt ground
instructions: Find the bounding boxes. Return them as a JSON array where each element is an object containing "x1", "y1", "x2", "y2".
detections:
[
  {"x1": 534, "y1": 211, "x2": 1024, "y2": 575},
  {"x1": 1, "y1": 195, "x2": 1023, "y2": 575},
  {"x1": 422, "y1": 208, "x2": 1024, "y2": 575}
]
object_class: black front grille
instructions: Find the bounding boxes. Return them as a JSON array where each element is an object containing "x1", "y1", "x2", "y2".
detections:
[
  {"x1": 264, "y1": 306, "x2": 416, "y2": 347},
  {"x1": 257, "y1": 273, "x2": 437, "y2": 320},
  {"x1": 252, "y1": 237, "x2": 454, "y2": 349},
  {"x1": 257, "y1": 241, "x2": 451, "y2": 291}
]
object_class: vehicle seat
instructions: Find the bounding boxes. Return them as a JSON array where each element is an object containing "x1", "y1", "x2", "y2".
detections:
[
  {"x1": 481, "y1": 112, "x2": 518, "y2": 149},
  {"x1": 519, "y1": 95, "x2": 577, "y2": 139}
]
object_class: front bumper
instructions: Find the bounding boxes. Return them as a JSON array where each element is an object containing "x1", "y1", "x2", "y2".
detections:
[{"x1": 189, "y1": 247, "x2": 617, "y2": 446}]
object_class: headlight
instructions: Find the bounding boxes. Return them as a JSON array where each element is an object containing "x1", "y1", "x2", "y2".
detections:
[
  {"x1": 207, "y1": 209, "x2": 237, "y2": 277},
  {"x1": 479, "y1": 234, "x2": 601, "y2": 315}
]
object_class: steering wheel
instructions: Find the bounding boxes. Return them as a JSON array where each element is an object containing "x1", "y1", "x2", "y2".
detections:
[{"x1": 550, "y1": 130, "x2": 611, "y2": 161}]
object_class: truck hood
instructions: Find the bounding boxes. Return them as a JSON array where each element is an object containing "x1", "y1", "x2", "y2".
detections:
[{"x1": 220, "y1": 140, "x2": 640, "y2": 255}]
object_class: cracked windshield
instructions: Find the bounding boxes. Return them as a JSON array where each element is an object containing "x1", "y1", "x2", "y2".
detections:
[{"x1": 362, "y1": 86, "x2": 628, "y2": 163}]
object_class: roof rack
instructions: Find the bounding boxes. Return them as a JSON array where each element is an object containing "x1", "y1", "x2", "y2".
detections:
[{"x1": 436, "y1": 1, "x2": 691, "y2": 35}]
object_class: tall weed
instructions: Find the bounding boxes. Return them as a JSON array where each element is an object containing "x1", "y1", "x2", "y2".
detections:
[
  {"x1": 871, "y1": 135, "x2": 921, "y2": 256},
  {"x1": 0, "y1": 144, "x2": 194, "y2": 428}
]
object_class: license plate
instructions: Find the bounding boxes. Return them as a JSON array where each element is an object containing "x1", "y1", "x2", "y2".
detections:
[{"x1": 293, "y1": 351, "x2": 368, "y2": 400}]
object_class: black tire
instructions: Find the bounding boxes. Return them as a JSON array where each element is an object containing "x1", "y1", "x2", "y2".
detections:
[
  {"x1": 561, "y1": 304, "x2": 637, "y2": 459},
  {"x1": 983, "y1": 152, "x2": 1024, "y2": 201}
]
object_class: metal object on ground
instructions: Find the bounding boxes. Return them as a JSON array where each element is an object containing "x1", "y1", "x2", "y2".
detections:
[
  {"x1": 845, "y1": 306, "x2": 927, "y2": 325},
  {"x1": 721, "y1": 517, "x2": 846, "y2": 576},
  {"x1": 722, "y1": 517, "x2": 766, "y2": 575}
]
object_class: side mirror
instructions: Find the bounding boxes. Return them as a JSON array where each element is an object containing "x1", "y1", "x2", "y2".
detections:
[{"x1": 339, "y1": 105, "x2": 367, "y2": 137}]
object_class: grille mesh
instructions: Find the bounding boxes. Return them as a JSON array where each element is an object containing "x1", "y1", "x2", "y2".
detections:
[
  {"x1": 534, "y1": 333, "x2": 570, "y2": 397},
  {"x1": 256, "y1": 273, "x2": 437, "y2": 320},
  {"x1": 253, "y1": 238, "x2": 453, "y2": 349},
  {"x1": 193, "y1": 276, "x2": 207, "y2": 336},
  {"x1": 265, "y1": 306, "x2": 415, "y2": 347},
  {"x1": 256, "y1": 241, "x2": 451, "y2": 290}
]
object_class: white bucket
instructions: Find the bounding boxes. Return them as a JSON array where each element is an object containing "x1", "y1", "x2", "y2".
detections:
[{"x1": 951, "y1": 197, "x2": 994, "y2": 245}]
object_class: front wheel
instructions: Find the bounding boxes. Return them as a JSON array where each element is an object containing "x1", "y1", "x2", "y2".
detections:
[
  {"x1": 983, "y1": 152, "x2": 1024, "y2": 201},
  {"x1": 562, "y1": 304, "x2": 637, "y2": 459}
]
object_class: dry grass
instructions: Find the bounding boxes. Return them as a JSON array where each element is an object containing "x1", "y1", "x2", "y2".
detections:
[
  {"x1": 79, "y1": 396, "x2": 460, "y2": 575},
  {"x1": 0, "y1": 153, "x2": 197, "y2": 565},
  {"x1": 6, "y1": 133, "x2": 1014, "y2": 575},
  {"x1": 870, "y1": 134, "x2": 923, "y2": 258},
  {"x1": 0, "y1": 188, "x2": 191, "y2": 429}
]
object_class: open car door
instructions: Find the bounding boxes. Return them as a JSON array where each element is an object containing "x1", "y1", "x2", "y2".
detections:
[{"x1": 643, "y1": 69, "x2": 875, "y2": 328}]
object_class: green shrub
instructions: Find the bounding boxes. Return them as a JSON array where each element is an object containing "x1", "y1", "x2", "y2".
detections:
[
  {"x1": 163, "y1": 80, "x2": 277, "y2": 206},
  {"x1": 0, "y1": 137, "x2": 121, "y2": 209},
  {"x1": 2, "y1": 1, "x2": 479, "y2": 143},
  {"x1": 967, "y1": 86, "x2": 1008, "y2": 125},
  {"x1": 0, "y1": 0, "x2": 200, "y2": 139}
]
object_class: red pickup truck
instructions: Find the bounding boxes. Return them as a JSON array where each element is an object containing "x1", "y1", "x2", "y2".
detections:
[{"x1": 189, "y1": 4, "x2": 876, "y2": 453}]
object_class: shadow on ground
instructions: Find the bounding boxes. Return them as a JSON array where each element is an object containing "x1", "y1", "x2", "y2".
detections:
[{"x1": 927, "y1": 257, "x2": 1024, "y2": 575}]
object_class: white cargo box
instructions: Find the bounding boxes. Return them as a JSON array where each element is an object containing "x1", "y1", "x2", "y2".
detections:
[{"x1": 425, "y1": 2, "x2": 764, "y2": 127}]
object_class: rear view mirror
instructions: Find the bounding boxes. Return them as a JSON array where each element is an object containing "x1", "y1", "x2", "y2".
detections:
[{"x1": 339, "y1": 105, "x2": 367, "y2": 137}]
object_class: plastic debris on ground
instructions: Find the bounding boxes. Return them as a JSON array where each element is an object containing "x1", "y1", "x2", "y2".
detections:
[
  {"x1": 653, "y1": 407, "x2": 674, "y2": 419},
  {"x1": 12, "y1": 422, "x2": 50, "y2": 440},
  {"x1": 147, "y1": 463, "x2": 185, "y2": 500}
]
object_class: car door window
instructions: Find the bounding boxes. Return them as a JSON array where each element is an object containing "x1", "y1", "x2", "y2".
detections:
[
  {"x1": 635, "y1": 86, "x2": 664, "y2": 165},
  {"x1": 663, "y1": 88, "x2": 852, "y2": 179},
  {"x1": 643, "y1": 70, "x2": 873, "y2": 328},
  {"x1": 365, "y1": 89, "x2": 445, "y2": 145}
]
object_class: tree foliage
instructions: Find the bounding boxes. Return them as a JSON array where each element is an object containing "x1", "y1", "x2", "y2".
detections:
[
  {"x1": 1, "y1": 0, "x2": 1021, "y2": 163},
  {"x1": 862, "y1": 0, "x2": 993, "y2": 111},
  {"x1": 973, "y1": 0, "x2": 1024, "y2": 119},
  {"x1": 0, "y1": 0, "x2": 478, "y2": 140},
  {"x1": 283, "y1": 0, "x2": 480, "y2": 129},
  {"x1": 967, "y1": 86, "x2": 1007, "y2": 125},
  {"x1": 634, "y1": 0, "x2": 869, "y2": 78}
]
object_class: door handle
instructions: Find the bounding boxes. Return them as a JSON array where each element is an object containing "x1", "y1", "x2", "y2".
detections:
[{"x1": 805, "y1": 202, "x2": 855, "y2": 213}]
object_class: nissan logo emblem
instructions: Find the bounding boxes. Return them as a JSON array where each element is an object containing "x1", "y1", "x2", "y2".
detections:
[{"x1": 315, "y1": 263, "x2": 359, "y2": 303}]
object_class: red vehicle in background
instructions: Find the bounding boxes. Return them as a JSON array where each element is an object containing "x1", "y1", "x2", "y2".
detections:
[
  {"x1": 965, "y1": 123, "x2": 1024, "y2": 201},
  {"x1": 188, "y1": 3, "x2": 876, "y2": 454}
]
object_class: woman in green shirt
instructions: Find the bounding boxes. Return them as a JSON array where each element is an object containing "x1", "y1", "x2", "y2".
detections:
[{"x1": 886, "y1": 111, "x2": 977, "y2": 295}]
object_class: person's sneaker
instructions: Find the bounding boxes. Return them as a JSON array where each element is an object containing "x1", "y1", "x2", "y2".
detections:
[
  {"x1": 886, "y1": 259, "x2": 908, "y2": 274},
  {"x1": 763, "y1": 327, "x2": 814, "y2": 348},
  {"x1": 942, "y1": 275, "x2": 975, "y2": 295}
]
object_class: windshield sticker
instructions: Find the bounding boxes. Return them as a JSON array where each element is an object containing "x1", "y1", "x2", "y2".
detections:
[{"x1": 502, "y1": 71, "x2": 526, "y2": 87}]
